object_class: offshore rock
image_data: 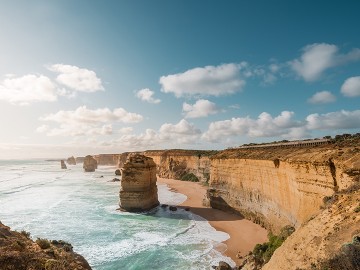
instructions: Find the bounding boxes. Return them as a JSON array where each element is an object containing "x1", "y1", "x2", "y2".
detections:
[
  {"x1": 115, "y1": 169, "x2": 121, "y2": 176},
  {"x1": 119, "y1": 154, "x2": 159, "y2": 212},
  {"x1": 83, "y1": 155, "x2": 98, "y2": 172},
  {"x1": 66, "y1": 156, "x2": 76, "y2": 165},
  {"x1": 60, "y1": 160, "x2": 67, "y2": 169},
  {"x1": 0, "y1": 222, "x2": 92, "y2": 270}
]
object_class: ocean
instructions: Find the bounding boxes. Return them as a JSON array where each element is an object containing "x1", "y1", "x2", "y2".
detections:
[{"x1": 0, "y1": 159, "x2": 234, "y2": 270}]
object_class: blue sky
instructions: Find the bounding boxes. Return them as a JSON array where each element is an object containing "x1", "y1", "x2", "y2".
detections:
[{"x1": 0, "y1": 0, "x2": 360, "y2": 158}]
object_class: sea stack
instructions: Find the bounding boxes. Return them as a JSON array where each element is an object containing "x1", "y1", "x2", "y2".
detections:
[
  {"x1": 60, "y1": 160, "x2": 67, "y2": 169},
  {"x1": 119, "y1": 154, "x2": 159, "y2": 212},
  {"x1": 67, "y1": 156, "x2": 76, "y2": 165},
  {"x1": 83, "y1": 155, "x2": 98, "y2": 172}
]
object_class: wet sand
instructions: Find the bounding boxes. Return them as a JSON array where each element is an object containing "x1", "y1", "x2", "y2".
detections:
[{"x1": 157, "y1": 178, "x2": 267, "y2": 265}]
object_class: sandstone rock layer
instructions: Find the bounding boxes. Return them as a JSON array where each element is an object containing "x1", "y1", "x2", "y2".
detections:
[
  {"x1": 119, "y1": 154, "x2": 159, "y2": 212},
  {"x1": 66, "y1": 156, "x2": 76, "y2": 165},
  {"x1": 208, "y1": 146, "x2": 360, "y2": 233},
  {"x1": 83, "y1": 155, "x2": 98, "y2": 172}
]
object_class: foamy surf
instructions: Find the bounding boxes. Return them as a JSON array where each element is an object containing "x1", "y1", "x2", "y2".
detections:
[{"x1": 0, "y1": 159, "x2": 235, "y2": 269}]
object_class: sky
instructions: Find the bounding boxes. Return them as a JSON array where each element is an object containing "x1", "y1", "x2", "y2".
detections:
[{"x1": 0, "y1": 0, "x2": 360, "y2": 159}]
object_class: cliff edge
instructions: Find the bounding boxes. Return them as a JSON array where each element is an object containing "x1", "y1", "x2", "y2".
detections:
[{"x1": 0, "y1": 222, "x2": 91, "y2": 270}]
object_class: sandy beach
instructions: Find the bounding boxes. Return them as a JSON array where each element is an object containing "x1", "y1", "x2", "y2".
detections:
[{"x1": 157, "y1": 178, "x2": 268, "y2": 265}]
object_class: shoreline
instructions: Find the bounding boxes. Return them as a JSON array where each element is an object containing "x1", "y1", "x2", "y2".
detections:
[{"x1": 157, "y1": 178, "x2": 268, "y2": 266}]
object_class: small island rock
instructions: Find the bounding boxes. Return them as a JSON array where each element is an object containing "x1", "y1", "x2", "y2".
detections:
[{"x1": 83, "y1": 155, "x2": 98, "y2": 172}]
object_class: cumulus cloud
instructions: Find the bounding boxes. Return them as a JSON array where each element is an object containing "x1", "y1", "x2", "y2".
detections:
[
  {"x1": 38, "y1": 106, "x2": 143, "y2": 137},
  {"x1": 49, "y1": 64, "x2": 104, "y2": 92},
  {"x1": 203, "y1": 111, "x2": 302, "y2": 142},
  {"x1": 308, "y1": 91, "x2": 336, "y2": 104},
  {"x1": 40, "y1": 106, "x2": 143, "y2": 124},
  {"x1": 203, "y1": 109, "x2": 360, "y2": 143},
  {"x1": 0, "y1": 74, "x2": 57, "y2": 105},
  {"x1": 182, "y1": 99, "x2": 219, "y2": 118},
  {"x1": 290, "y1": 43, "x2": 360, "y2": 81},
  {"x1": 135, "y1": 88, "x2": 161, "y2": 104},
  {"x1": 113, "y1": 119, "x2": 202, "y2": 149},
  {"x1": 306, "y1": 110, "x2": 360, "y2": 130},
  {"x1": 159, "y1": 63, "x2": 247, "y2": 97},
  {"x1": 341, "y1": 76, "x2": 360, "y2": 97}
]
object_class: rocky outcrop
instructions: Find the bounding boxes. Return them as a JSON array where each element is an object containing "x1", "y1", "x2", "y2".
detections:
[
  {"x1": 60, "y1": 160, "x2": 67, "y2": 169},
  {"x1": 66, "y1": 156, "x2": 76, "y2": 165},
  {"x1": 118, "y1": 150, "x2": 216, "y2": 183},
  {"x1": 93, "y1": 154, "x2": 120, "y2": 166},
  {"x1": 119, "y1": 154, "x2": 159, "y2": 212},
  {"x1": 115, "y1": 169, "x2": 121, "y2": 176},
  {"x1": 83, "y1": 155, "x2": 98, "y2": 172},
  {"x1": 207, "y1": 146, "x2": 360, "y2": 233},
  {"x1": 262, "y1": 184, "x2": 360, "y2": 270},
  {"x1": 0, "y1": 222, "x2": 91, "y2": 270}
]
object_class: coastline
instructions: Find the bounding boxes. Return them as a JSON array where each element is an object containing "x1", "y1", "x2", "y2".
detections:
[{"x1": 157, "y1": 178, "x2": 268, "y2": 265}]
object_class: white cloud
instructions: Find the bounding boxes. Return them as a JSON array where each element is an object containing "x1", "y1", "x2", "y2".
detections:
[
  {"x1": 308, "y1": 91, "x2": 336, "y2": 104},
  {"x1": 290, "y1": 43, "x2": 360, "y2": 81},
  {"x1": 306, "y1": 110, "x2": 360, "y2": 130},
  {"x1": 38, "y1": 106, "x2": 143, "y2": 137},
  {"x1": 183, "y1": 99, "x2": 219, "y2": 118},
  {"x1": 0, "y1": 74, "x2": 57, "y2": 105},
  {"x1": 49, "y1": 64, "x2": 104, "y2": 92},
  {"x1": 159, "y1": 63, "x2": 247, "y2": 97},
  {"x1": 112, "y1": 119, "x2": 202, "y2": 149},
  {"x1": 135, "y1": 88, "x2": 161, "y2": 104},
  {"x1": 203, "y1": 111, "x2": 302, "y2": 142},
  {"x1": 40, "y1": 106, "x2": 143, "y2": 125},
  {"x1": 290, "y1": 43, "x2": 338, "y2": 81},
  {"x1": 341, "y1": 76, "x2": 360, "y2": 97}
]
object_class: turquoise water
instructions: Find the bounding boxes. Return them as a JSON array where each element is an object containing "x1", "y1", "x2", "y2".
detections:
[{"x1": 0, "y1": 160, "x2": 234, "y2": 269}]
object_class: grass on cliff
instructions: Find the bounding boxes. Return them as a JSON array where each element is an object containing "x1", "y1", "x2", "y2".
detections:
[
  {"x1": 252, "y1": 225, "x2": 295, "y2": 264},
  {"x1": 180, "y1": 173, "x2": 199, "y2": 182}
]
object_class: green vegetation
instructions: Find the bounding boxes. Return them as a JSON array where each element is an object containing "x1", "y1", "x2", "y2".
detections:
[
  {"x1": 36, "y1": 238, "x2": 51, "y2": 249},
  {"x1": 20, "y1": 230, "x2": 31, "y2": 238},
  {"x1": 180, "y1": 173, "x2": 199, "y2": 182},
  {"x1": 252, "y1": 226, "x2": 295, "y2": 264}
]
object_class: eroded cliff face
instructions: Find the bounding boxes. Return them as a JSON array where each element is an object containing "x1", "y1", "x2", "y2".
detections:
[
  {"x1": 208, "y1": 146, "x2": 360, "y2": 233},
  {"x1": 118, "y1": 150, "x2": 215, "y2": 182},
  {"x1": 83, "y1": 155, "x2": 98, "y2": 172},
  {"x1": 93, "y1": 154, "x2": 120, "y2": 166},
  {"x1": 262, "y1": 184, "x2": 360, "y2": 270},
  {"x1": 119, "y1": 154, "x2": 159, "y2": 212}
]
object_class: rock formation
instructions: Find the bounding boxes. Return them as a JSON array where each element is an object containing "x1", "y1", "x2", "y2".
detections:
[
  {"x1": 118, "y1": 150, "x2": 216, "y2": 183},
  {"x1": 83, "y1": 155, "x2": 98, "y2": 172},
  {"x1": 66, "y1": 156, "x2": 76, "y2": 165},
  {"x1": 115, "y1": 169, "x2": 121, "y2": 175},
  {"x1": 0, "y1": 222, "x2": 91, "y2": 270},
  {"x1": 60, "y1": 160, "x2": 67, "y2": 169},
  {"x1": 93, "y1": 154, "x2": 120, "y2": 166},
  {"x1": 75, "y1": 156, "x2": 85, "y2": 163},
  {"x1": 119, "y1": 154, "x2": 159, "y2": 212}
]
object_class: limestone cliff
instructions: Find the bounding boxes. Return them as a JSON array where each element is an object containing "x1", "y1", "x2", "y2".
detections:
[
  {"x1": 83, "y1": 155, "x2": 98, "y2": 172},
  {"x1": 75, "y1": 157, "x2": 85, "y2": 163},
  {"x1": 93, "y1": 154, "x2": 120, "y2": 166},
  {"x1": 262, "y1": 184, "x2": 360, "y2": 270},
  {"x1": 119, "y1": 154, "x2": 159, "y2": 212},
  {"x1": 0, "y1": 222, "x2": 91, "y2": 270},
  {"x1": 207, "y1": 145, "x2": 360, "y2": 233},
  {"x1": 118, "y1": 150, "x2": 216, "y2": 182}
]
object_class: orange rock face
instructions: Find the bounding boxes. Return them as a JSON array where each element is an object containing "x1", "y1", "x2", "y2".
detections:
[
  {"x1": 119, "y1": 154, "x2": 159, "y2": 212},
  {"x1": 83, "y1": 155, "x2": 98, "y2": 172}
]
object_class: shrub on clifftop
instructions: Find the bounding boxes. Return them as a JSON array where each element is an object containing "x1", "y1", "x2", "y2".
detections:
[{"x1": 180, "y1": 173, "x2": 199, "y2": 182}]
